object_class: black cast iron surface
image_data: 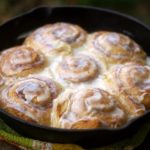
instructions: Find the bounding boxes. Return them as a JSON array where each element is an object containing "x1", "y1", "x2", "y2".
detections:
[{"x1": 0, "y1": 6, "x2": 149, "y2": 148}]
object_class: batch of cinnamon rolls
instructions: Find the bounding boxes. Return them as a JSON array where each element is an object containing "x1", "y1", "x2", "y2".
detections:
[{"x1": 0, "y1": 22, "x2": 149, "y2": 129}]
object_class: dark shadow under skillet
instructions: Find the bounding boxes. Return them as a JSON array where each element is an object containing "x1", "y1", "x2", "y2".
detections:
[{"x1": 0, "y1": 6, "x2": 150, "y2": 148}]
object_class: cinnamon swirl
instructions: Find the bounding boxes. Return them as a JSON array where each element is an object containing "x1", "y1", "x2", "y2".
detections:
[
  {"x1": 87, "y1": 31, "x2": 146, "y2": 66},
  {"x1": 51, "y1": 88, "x2": 126, "y2": 129},
  {"x1": 104, "y1": 63, "x2": 150, "y2": 116},
  {"x1": 25, "y1": 22, "x2": 87, "y2": 56},
  {"x1": 0, "y1": 22, "x2": 149, "y2": 129},
  {"x1": 57, "y1": 55, "x2": 99, "y2": 83},
  {"x1": 0, "y1": 45, "x2": 46, "y2": 77},
  {"x1": 0, "y1": 76, "x2": 61, "y2": 125}
]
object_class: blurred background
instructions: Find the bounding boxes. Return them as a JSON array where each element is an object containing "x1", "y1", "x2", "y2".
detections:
[{"x1": 0, "y1": 0, "x2": 149, "y2": 25}]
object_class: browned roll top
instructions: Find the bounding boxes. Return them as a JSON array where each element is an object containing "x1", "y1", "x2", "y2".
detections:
[
  {"x1": 48, "y1": 22, "x2": 87, "y2": 47},
  {"x1": 0, "y1": 76, "x2": 61, "y2": 125},
  {"x1": 57, "y1": 55, "x2": 99, "y2": 83},
  {"x1": 0, "y1": 45, "x2": 45, "y2": 77},
  {"x1": 51, "y1": 88, "x2": 126, "y2": 129},
  {"x1": 87, "y1": 31, "x2": 146, "y2": 65},
  {"x1": 104, "y1": 63, "x2": 150, "y2": 116},
  {"x1": 0, "y1": 22, "x2": 149, "y2": 129},
  {"x1": 25, "y1": 22, "x2": 87, "y2": 56}
]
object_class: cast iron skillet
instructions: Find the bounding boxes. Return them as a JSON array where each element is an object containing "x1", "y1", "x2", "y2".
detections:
[{"x1": 0, "y1": 6, "x2": 150, "y2": 148}]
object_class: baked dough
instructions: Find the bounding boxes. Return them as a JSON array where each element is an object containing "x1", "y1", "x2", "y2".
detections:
[
  {"x1": 104, "y1": 63, "x2": 150, "y2": 116},
  {"x1": 0, "y1": 22, "x2": 149, "y2": 129},
  {"x1": 87, "y1": 31, "x2": 146, "y2": 67},
  {"x1": 51, "y1": 88, "x2": 126, "y2": 129},
  {"x1": 24, "y1": 22, "x2": 87, "y2": 57},
  {"x1": 0, "y1": 76, "x2": 61, "y2": 125},
  {"x1": 57, "y1": 55, "x2": 99, "y2": 83},
  {"x1": 0, "y1": 45, "x2": 46, "y2": 77}
]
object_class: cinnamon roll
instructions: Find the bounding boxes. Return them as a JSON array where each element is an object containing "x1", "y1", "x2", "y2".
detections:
[
  {"x1": 57, "y1": 55, "x2": 99, "y2": 83},
  {"x1": 0, "y1": 75, "x2": 4, "y2": 88},
  {"x1": 0, "y1": 45, "x2": 46, "y2": 77},
  {"x1": 0, "y1": 22, "x2": 149, "y2": 129},
  {"x1": 104, "y1": 63, "x2": 150, "y2": 116},
  {"x1": 24, "y1": 22, "x2": 87, "y2": 56},
  {"x1": 0, "y1": 76, "x2": 61, "y2": 125},
  {"x1": 87, "y1": 31, "x2": 146, "y2": 66},
  {"x1": 51, "y1": 88, "x2": 126, "y2": 129}
]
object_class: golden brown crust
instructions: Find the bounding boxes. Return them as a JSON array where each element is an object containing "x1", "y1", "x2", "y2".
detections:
[
  {"x1": 0, "y1": 76, "x2": 61, "y2": 126},
  {"x1": 0, "y1": 45, "x2": 46, "y2": 77},
  {"x1": 104, "y1": 63, "x2": 150, "y2": 116},
  {"x1": 0, "y1": 75, "x2": 4, "y2": 87},
  {"x1": 24, "y1": 22, "x2": 87, "y2": 56},
  {"x1": 87, "y1": 31, "x2": 146, "y2": 66},
  {"x1": 118, "y1": 95, "x2": 145, "y2": 117},
  {"x1": 57, "y1": 55, "x2": 99, "y2": 83},
  {"x1": 71, "y1": 119, "x2": 101, "y2": 129},
  {"x1": 0, "y1": 22, "x2": 149, "y2": 129},
  {"x1": 51, "y1": 88, "x2": 126, "y2": 129}
]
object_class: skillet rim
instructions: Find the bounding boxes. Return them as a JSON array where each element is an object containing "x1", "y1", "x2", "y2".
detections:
[
  {"x1": 0, "y1": 5, "x2": 149, "y2": 30},
  {"x1": 0, "y1": 5, "x2": 149, "y2": 134}
]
